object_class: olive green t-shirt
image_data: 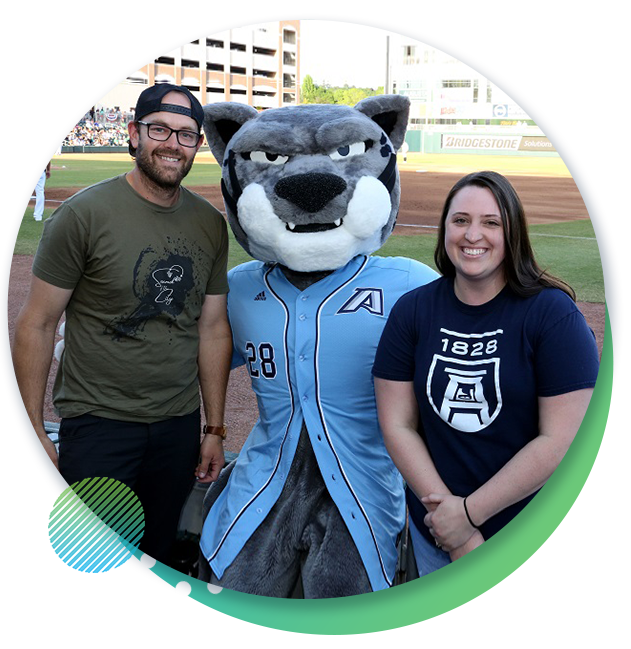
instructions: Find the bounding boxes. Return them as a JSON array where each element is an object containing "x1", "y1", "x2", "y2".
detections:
[{"x1": 33, "y1": 174, "x2": 229, "y2": 422}]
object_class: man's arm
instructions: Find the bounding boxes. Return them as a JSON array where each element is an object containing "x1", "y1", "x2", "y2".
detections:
[
  {"x1": 12, "y1": 275, "x2": 73, "y2": 468},
  {"x1": 195, "y1": 293, "x2": 232, "y2": 483}
]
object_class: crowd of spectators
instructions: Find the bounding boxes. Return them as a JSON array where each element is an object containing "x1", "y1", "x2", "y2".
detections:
[{"x1": 62, "y1": 106, "x2": 135, "y2": 147}]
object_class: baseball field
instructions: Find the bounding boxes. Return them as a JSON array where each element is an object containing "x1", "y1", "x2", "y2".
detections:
[{"x1": 8, "y1": 151, "x2": 606, "y2": 453}]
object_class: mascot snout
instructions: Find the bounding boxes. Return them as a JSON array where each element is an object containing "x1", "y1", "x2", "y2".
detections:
[{"x1": 275, "y1": 172, "x2": 347, "y2": 214}]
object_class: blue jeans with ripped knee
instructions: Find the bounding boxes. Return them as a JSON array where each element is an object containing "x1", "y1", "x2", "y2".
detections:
[{"x1": 410, "y1": 507, "x2": 592, "y2": 600}]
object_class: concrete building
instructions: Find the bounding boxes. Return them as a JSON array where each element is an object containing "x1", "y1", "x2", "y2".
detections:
[
  {"x1": 388, "y1": 19, "x2": 592, "y2": 129},
  {"x1": 98, "y1": 21, "x2": 300, "y2": 113}
]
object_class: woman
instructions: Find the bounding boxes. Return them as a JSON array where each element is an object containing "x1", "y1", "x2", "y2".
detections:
[{"x1": 372, "y1": 171, "x2": 600, "y2": 575}]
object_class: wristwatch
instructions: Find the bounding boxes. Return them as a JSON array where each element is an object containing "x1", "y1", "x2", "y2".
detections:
[{"x1": 203, "y1": 424, "x2": 227, "y2": 440}]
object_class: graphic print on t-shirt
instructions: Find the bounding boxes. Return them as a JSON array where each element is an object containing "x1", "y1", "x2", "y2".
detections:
[
  {"x1": 105, "y1": 250, "x2": 195, "y2": 340},
  {"x1": 427, "y1": 327, "x2": 504, "y2": 433},
  {"x1": 152, "y1": 265, "x2": 184, "y2": 305}
]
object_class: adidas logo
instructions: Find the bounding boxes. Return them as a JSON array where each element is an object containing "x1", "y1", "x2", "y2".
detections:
[{"x1": 254, "y1": 291, "x2": 267, "y2": 301}]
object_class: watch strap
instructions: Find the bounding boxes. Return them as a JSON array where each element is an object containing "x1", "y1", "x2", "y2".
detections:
[{"x1": 203, "y1": 424, "x2": 227, "y2": 440}]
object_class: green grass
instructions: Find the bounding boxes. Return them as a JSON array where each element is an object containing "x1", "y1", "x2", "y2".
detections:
[
  {"x1": 529, "y1": 219, "x2": 596, "y2": 238},
  {"x1": 375, "y1": 219, "x2": 604, "y2": 303},
  {"x1": 376, "y1": 232, "x2": 438, "y2": 270},
  {"x1": 17, "y1": 209, "x2": 604, "y2": 303},
  {"x1": 527, "y1": 220, "x2": 603, "y2": 303},
  {"x1": 48, "y1": 158, "x2": 222, "y2": 189},
  {"x1": 47, "y1": 160, "x2": 135, "y2": 188},
  {"x1": 17, "y1": 158, "x2": 605, "y2": 303}
]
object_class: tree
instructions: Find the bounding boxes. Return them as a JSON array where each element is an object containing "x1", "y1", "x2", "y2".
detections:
[
  {"x1": 301, "y1": 75, "x2": 383, "y2": 106},
  {"x1": 302, "y1": 74, "x2": 317, "y2": 103}
]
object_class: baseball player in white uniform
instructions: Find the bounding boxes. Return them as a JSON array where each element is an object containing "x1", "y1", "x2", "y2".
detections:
[{"x1": 15, "y1": 120, "x2": 50, "y2": 221}]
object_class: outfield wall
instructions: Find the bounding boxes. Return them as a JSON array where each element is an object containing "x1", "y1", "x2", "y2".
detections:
[
  {"x1": 62, "y1": 134, "x2": 557, "y2": 158},
  {"x1": 61, "y1": 145, "x2": 212, "y2": 154},
  {"x1": 405, "y1": 131, "x2": 559, "y2": 157}
]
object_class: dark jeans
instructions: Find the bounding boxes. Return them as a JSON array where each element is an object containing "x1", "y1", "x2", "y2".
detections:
[{"x1": 58, "y1": 409, "x2": 201, "y2": 564}]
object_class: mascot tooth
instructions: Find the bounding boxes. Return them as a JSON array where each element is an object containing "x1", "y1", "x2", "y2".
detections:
[
  {"x1": 238, "y1": 171, "x2": 392, "y2": 272},
  {"x1": 199, "y1": 95, "x2": 439, "y2": 598}
]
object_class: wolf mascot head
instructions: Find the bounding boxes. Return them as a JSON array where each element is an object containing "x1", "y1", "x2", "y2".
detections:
[{"x1": 202, "y1": 95, "x2": 410, "y2": 272}]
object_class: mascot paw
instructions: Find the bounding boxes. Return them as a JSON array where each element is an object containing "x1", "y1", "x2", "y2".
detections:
[{"x1": 54, "y1": 321, "x2": 65, "y2": 361}]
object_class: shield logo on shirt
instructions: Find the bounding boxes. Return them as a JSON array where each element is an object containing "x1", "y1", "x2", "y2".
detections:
[{"x1": 427, "y1": 355, "x2": 502, "y2": 433}]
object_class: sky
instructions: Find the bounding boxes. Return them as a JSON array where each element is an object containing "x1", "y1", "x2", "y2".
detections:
[{"x1": 298, "y1": 20, "x2": 392, "y2": 88}]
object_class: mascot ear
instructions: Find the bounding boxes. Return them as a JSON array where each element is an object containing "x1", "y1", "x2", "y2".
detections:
[
  {"x1": 354, "y1": 95, "x2": 411, "y2": 151},
  {"x1": 203, "y1": 103, "x2": 259, "y2": 164}
]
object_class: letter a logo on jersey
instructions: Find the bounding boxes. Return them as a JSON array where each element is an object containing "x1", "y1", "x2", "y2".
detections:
[{"x1": 337, "y1": 288, "x2": 384, "y2": 316}]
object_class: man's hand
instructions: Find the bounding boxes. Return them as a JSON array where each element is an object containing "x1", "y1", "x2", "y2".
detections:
[
  {"x1": 195, "y1": 433, "x2": 225, "y2": 483},
  {"x1": 22, "y1": 435, "x2": 59, "y2": 491}
]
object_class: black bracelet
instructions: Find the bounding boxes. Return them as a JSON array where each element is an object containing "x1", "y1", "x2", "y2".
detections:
[{"x1": 463, "y1": 496, "x2": 479, "y2": 529}]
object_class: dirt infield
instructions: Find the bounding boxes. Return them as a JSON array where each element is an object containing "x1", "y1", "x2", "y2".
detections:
[{"x1": 42, "y1": 168, "x2": 589, "y2": 233}]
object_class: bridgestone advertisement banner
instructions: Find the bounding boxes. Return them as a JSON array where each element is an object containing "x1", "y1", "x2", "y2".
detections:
[
  {"x1": 441, "y1": 134, "x2": 557, "y2": 153},
  {"x1": 442, "y1": 135, "x2": 521, "y2": 151},
  {"x1": 518, "y1": 136, "x2": 556, "y2": 152}
]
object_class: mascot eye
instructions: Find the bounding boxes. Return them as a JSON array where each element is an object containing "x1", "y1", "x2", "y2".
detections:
[
  {"x1": 329, "y1": 141, "x2": 369, "y2": 161},
  {"x1": 249, "y1": 151, "x2": 289, "y2": 165}
]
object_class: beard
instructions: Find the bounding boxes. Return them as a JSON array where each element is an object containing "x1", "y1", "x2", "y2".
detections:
[{"x1": 135, "y1": 140, "x2": 195, "y2": 190}]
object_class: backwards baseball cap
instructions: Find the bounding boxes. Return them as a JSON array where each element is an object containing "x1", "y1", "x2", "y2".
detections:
[{"x1": 134, "y1": 83, "x2": 204, "y2": 130}]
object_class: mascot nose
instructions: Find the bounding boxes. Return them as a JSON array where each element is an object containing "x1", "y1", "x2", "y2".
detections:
[{"x1": 275, "y1": 173, "x2": 347, "y2": 213}]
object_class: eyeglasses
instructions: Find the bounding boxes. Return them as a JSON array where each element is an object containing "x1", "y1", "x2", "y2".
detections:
[{"x1": 137, "y1": 121, "x2": 202, "y2": 148}]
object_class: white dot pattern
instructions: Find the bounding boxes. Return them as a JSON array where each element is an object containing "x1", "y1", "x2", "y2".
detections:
[
  {"x1": 140, "y1": 554, "x2": 157, "y2": 570},
  {"x1": 175, "y1": 581, "x2": 191, "y2": 599}
]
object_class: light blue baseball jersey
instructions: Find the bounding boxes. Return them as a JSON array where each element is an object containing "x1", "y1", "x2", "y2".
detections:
[{"x1": 200, "y1": 254, "x2": 439, "y2": 591}]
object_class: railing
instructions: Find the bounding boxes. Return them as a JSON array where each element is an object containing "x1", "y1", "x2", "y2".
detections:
[{"x1": 15, "y1": 108, "x2": 134, "y2": 125}]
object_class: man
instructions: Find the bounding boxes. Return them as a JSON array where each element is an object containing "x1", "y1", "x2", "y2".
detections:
[
  {"x1": 15, "y1": 120, "x2": 50, "y2": 221},
  {"x1": 12, "y1": 84, "x2": 232, "y2": 565}
]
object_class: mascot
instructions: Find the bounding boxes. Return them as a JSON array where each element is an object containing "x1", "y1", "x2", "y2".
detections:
[{"x1": 199, "y1": 95, "x2": 438, "y2": 598}]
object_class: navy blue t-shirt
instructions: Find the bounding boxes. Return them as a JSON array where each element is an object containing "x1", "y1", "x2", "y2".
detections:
[{"x1": 372, "y1": 277, "x2": 600, "y2": 542}]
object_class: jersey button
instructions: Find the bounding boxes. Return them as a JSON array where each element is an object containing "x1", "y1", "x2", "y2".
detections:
[
  {"x1": 299, "y1": 355, "x2": 305, "y2": 361},
  {"x1": 299, "y1": 314, "x2": 306, "y2": 321}
]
